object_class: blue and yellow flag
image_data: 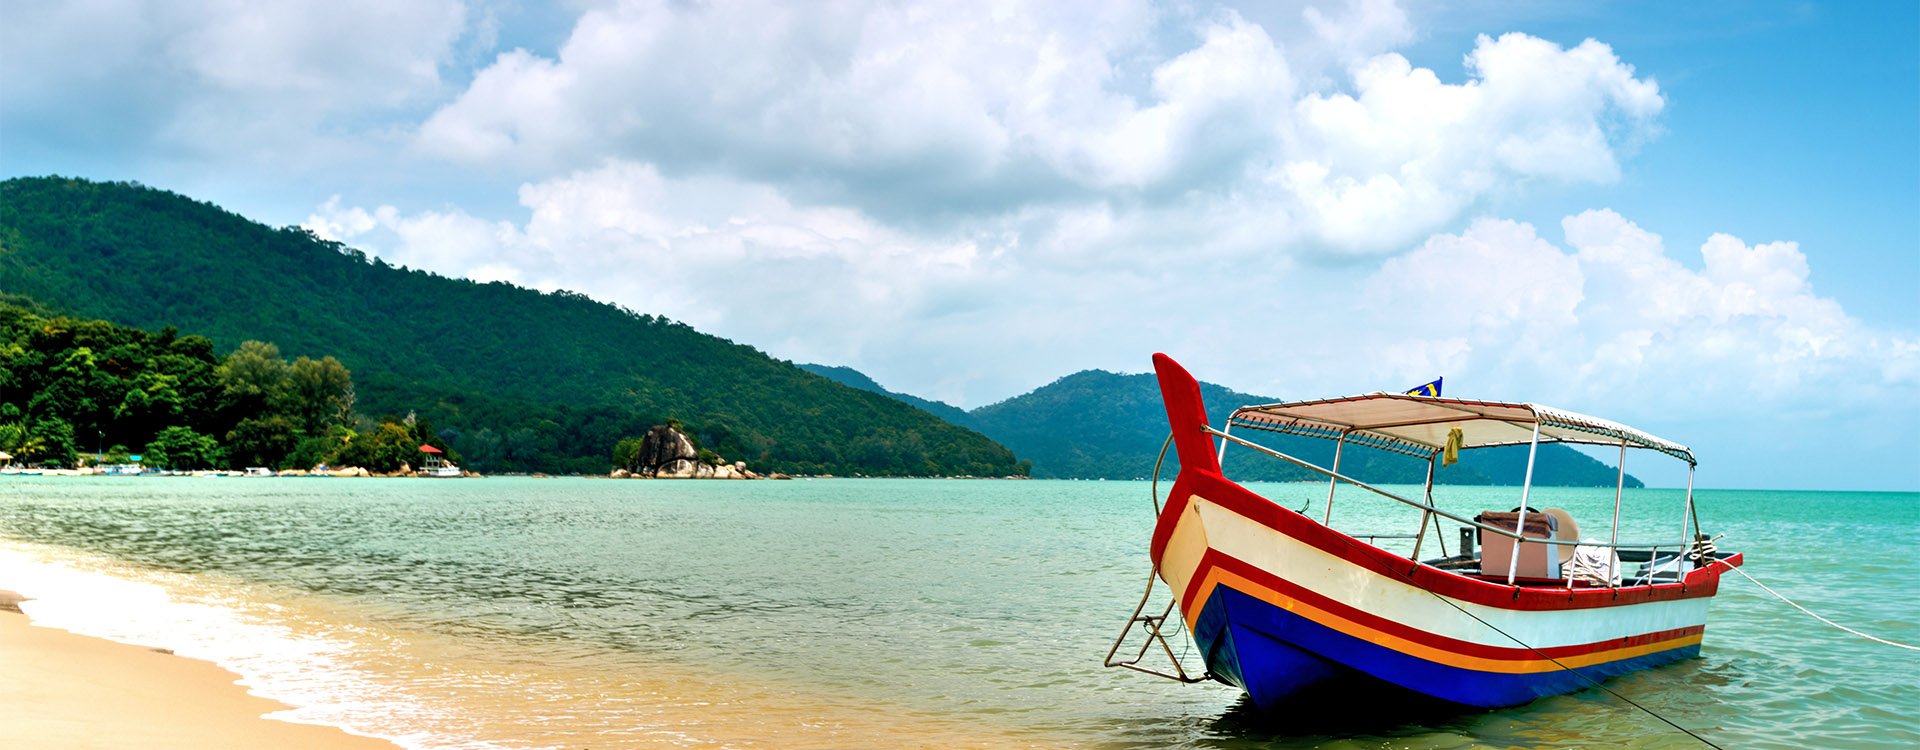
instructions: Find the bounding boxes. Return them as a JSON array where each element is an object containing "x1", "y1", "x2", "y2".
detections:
[{"x1": 1405, "y1": 378, "x2": 1443, "y2": 398}]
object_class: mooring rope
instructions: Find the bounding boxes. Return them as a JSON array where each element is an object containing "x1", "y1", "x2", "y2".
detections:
[
  {"x1": 1153, "y1": 429, "x2": 1720, "y2": 746},
  {"x1": 1150, "y1": 433, "x2": 1173, "y2": 515},
  {"x1": 1340, "y1": 539, "x2": 1727, "y2": 749},
  {"x1": 1713, "y1": 561, "x2": 1920, "y2": 652}
]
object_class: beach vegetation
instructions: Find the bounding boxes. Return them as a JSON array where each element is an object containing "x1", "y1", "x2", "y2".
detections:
[
  {"x1": 611, "y1": 435, "x2": 645, "y2": 469},
  {"x1": 143, "y1": 426, "x2": 225, "y2": 469},
  {"x1": 0, "y1": 300, "x2": 453, "y2": 472}
]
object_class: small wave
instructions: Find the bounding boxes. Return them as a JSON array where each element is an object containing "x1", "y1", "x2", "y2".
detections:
[{"x1": 0, "y1": 540, "x2": 510, "y2": 750}]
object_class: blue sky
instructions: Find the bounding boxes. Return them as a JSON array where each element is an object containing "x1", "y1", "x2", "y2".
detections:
[{"x1": 2, "y1": 0, "x2": 1914, "y2": 489}]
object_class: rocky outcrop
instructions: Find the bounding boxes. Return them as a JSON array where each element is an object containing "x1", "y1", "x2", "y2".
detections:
[
  {"x1": 631, "y1": 424, "x2": 697, "y2": 475},
  {"x1": 621, "y1": 424, "x2": 760, "y2": 479},
  {"x1": 655, "y1": 460, "x2": 754, "y2": 480}
]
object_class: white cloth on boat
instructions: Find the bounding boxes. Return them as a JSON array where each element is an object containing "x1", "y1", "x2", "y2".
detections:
[{"x1": 1562, "y1": 538, "x2": 1621, "y2": 586}]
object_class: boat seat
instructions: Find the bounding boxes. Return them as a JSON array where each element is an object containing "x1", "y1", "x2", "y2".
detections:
[
  {"x1": 1542, "y1": 508, "x2": 1580, "y2": 566},
  {"x1": 1476, "y1": 509, "x2": 1570, "y2": 580}
]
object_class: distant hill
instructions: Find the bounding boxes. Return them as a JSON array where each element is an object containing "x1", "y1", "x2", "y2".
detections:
[
  {"x1": 815, "y1": 365, "x2": 1640, "y2": 487},
  {"x1": 797, "y1": 363, "x2": 977, "y2": 428},
  {"x1": 0, "y1": 176, "x2": 1025, "y2": 477}
]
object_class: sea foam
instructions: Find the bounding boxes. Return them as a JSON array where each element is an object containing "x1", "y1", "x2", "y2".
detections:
[{"x1": 0, "y1": 540, "x2": 506, "y2": 750}]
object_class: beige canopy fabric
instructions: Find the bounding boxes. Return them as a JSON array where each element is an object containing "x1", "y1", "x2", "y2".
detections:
[
  {"x1": 1228, "y1": 393, "x2": 1695, "y2": 465},
  {"x1": 0, "y1": 451, "x2": 11, "y2": 460}
]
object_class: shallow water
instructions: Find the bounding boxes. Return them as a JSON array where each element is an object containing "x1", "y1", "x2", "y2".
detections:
[{"x1": 0, "y1": 476, "x2": 1913, "y2": 748}]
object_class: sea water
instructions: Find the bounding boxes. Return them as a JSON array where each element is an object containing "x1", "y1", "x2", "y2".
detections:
[{"x1": 0, "y1": 476, "x2": 1913, "y2": 748}]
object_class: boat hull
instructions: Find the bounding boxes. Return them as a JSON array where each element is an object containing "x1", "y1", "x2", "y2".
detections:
[
  {"x1": 1152, "y1": 475, "x2": 1736, "y2": 710},
  {"x1": 1187, "y1": 560, "x2": 1703, "y2": 709}
]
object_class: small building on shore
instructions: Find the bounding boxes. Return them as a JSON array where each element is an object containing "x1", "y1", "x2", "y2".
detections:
[{"x1": 419, "y1": 444, "x2": 462, "y2": 477}]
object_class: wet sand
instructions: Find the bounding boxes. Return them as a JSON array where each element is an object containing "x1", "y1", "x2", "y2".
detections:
[{"x1": 0, "y1": 591, "x2": 396, "y2": 749}]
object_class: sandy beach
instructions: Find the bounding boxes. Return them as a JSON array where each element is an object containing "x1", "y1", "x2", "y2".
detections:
[{"x1": 0, "y1": 591, "x2": 396, "y2": 749}]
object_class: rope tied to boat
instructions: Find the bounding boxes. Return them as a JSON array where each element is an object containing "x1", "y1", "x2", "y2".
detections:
[
  {"x1": 1377, "y1": 556, "x2": 1728, "y2": 749},
  {"x1": 1148, "y1": 426, "x2": 1725, "y2": 748},
  {"x1": 1710, "y1": 560, "x2": 1920, "y2": 652}
]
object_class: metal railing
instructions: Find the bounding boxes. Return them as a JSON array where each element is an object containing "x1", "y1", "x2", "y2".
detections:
[
  {"x1": 1201, "y1": 426, "x2": 1699, "y2": 586},
  {"x1": 1107, "y1": 423, "x2": 1706, "y2": 684}
]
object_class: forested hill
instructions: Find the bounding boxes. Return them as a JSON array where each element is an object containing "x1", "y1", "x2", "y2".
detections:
[
  {"x1": 796, "y1": 363, "x2": 976, "y2": 428},
  {"x1": 818, "y1": 365, "x2": 1640, "y2": 486},
  {"x1": 0, "y1": 176, "x2": 1024, "y2": 476}
]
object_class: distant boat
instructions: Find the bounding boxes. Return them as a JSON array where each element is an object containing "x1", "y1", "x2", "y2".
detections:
[
  {"x1": 1107, "y1": 354, "x2": 1742, "y2": 711},
  {"x1": 243, "y1": 467, "x2": 275, "y2": 477},
  {"x1": 419, "y1": 444, "x2": 461, "y2": 477}
]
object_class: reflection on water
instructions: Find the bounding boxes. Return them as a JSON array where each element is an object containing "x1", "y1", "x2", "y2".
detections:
[{"x1": 0, "y1": 477, "x2": 1914, "y2": 749}]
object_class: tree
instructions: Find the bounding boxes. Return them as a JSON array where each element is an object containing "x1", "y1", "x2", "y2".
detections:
[
  {"x1": 335, "y1": 421, "x2": 416, "y2": 472},
  {"x1": 612, "y1": 436, "x2": 645, "y2": 468},
  {"x1": 286, "y1": 355, "x2": 354, "y2": 434},
  {"x1": 24, "y1": 418, "x2": 78, "y2": 466},
  {"x1": 226, "y1": 415, "x2": 299, "y2": 468},
  {"x1": 144, "y1": 426, "x2": 224, "y2": 469},
  {"x1": 217, "y1": 340, "x2": 290, "y2": 415},
  {"x1": 0, "y1": 422, "x2": 39, "y2": 462}
]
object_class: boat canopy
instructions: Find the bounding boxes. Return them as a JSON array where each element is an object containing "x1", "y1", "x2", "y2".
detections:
[{"x1": 1228, "y1": 393, "x2": 1695, "y2": 465}]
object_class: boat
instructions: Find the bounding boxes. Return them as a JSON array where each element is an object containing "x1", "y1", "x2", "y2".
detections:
[
  {"x1": 419, "y1": 444, "x2": 461, "y2": 477},
  {"x1": 1106, "y1": 354, "x2": 1743, "y2": 711}
]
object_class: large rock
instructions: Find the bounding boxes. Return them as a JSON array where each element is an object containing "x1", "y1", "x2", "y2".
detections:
[
  {"x1": 623, "y1": 423, "x2": 764, "y2": 479},
  {"x1": 630, "y1": 424, "x2": 698, "y2": 477}
]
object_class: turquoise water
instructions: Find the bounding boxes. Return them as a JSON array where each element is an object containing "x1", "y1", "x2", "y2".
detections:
[{"x1": 0, "y1": 476, "x2": 1914, "y2": 748}]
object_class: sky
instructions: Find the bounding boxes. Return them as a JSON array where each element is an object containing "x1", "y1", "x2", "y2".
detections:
[{"x1": 2, "y1": 0, "x2": 1915, "y2": 490}]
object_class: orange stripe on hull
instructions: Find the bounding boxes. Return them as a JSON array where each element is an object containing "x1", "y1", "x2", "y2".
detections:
[{"x1": 1188, "y1": 566, "x2": 1704, "y2": 674}]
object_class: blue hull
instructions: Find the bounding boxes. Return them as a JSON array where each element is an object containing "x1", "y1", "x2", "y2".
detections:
[{"x1": 1191, "y1": 585, "x2": 1701, "y2": 710}]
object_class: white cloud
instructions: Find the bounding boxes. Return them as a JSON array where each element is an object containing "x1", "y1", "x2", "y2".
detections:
[
  {"x1": 125, "y1": 0, "x2": 1906, "y2": 486},
  {"x1": 173, "y1": 0, "x2": 463, "y2": 104},
  {"x1": 308, "y1": 160, "x2": 1920, "y2": 448},
  {"x1": 414, "y1": 1, "x2": 1658, "y2": 253},
  {"x1": 303, "y1": 197, "x2": 379, "y2": 241},
  {"x1": 1365, "y1": 218, "x2": 1584, "y2": 350},
  {"x1": 305, "y1": 161, "x2": 998, "y2": 368},
  {"x1": 1283, "y1": 33, "x2": 1662, "y2": 251},
  {"x1": 1, "y1": 0, "x2": 471, "y2": 163},
  {"x1": 308, "y1": 2, "x2": 1701, "y2": 409},
  {"x1": 1302, "y1": 0, "x2": 1414, "y2": 69},
  {"x1": 1360, "y1": 210, "x2": 1917, "y2": 417}
]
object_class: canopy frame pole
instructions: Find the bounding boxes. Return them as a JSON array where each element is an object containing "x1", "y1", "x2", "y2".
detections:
[
  {"x1": 1507, "y1": 421, "x2": 1543, "y2": 585},
  {"x1": 1688, "y1": 467, "x2": 1705, "y2": 550},
  {"x1": 1411, "y1": 454, "x2": 1438, "y2": 561},
  {"x1": 1322, "y1": 433, "x2": 1348, "y2": 526},
  {"x1": 1216, "y1": 422, "x2": 1233, "y2": 473},
  {"x1": 1609, "y1": 439, "x2": 1627, "y2": 588},
  {"x1": 1200, "y1": 426, "x2": 1673, "y2": 551},
  {"x1": 1679, "y1": 465, "x2": 1696, "y2": 577}
]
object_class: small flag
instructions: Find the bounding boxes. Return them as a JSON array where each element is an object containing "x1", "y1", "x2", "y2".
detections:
[{"x1": 1405, "y1": 378, "x2": 1443, "y2": 398}]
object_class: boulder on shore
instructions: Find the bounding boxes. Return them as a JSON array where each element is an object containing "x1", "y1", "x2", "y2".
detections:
[
  {"x1": 630, "y1": 424, "x2": 697, "y2": 476},
  {"x1": 620, "y1": 423, "x2": 760, "y2": 479}
]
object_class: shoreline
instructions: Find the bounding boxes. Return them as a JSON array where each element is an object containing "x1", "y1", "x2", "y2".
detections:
[{"x1": 0, "y1": 590, "x2": 398, "y2": 749}]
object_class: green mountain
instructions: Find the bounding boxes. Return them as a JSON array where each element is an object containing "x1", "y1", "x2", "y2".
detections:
[
  {"x1": 0, "y1": 176, "x2": 1025, "y2": 476},
  {"x1": 797, "y1": 363, "x2": 977, "y2": 428},
  {"x1": 819, "y1": 365, "x2": 1641, "y2": 487}
]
